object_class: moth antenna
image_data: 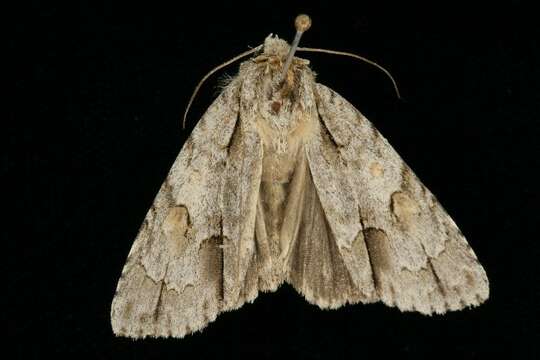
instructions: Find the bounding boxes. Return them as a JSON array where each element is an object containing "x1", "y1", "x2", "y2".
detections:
[
  {"x1": 297, "y1": 47, "x2": 402, "y2": 99},
  {"x1": 183, "y1": 45, "x2": 263, "y2": 129},
  {"x1": 280, "y1": 14, "x2": 312, "y2": 81}
]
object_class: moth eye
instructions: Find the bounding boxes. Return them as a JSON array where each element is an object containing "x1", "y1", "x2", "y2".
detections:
[{"x1": 162, "y1": 206, "x2": 191, "y2": 257}]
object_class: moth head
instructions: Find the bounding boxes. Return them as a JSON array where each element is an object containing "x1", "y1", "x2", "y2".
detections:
[
  {"x1": 260, "y1": 15, "x2": 312, "y2": 88},
  {"x1": 254, "y1": 34, "x2": 310, "y2": 88},
  {"x1": 263, "y1": 34, "x2": 291, "y2": 59},
  {"x1": 249, "y1": 39, "x2": 310, "y2": 105}
]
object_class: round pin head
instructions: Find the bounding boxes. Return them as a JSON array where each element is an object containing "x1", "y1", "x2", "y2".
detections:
[{"x1": 295, "y1": 14, "x2": 312, "y2": 33}]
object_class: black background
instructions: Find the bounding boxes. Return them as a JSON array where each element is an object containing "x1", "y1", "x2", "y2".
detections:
[{"x1": 12, "y1": 0, "x2": 539, "y2": 358}]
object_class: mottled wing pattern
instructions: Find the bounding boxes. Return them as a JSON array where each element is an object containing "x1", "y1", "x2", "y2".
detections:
[
  {"x1": 310, "y1": 83, "x2": 489, "y2": 314},
  {"x1": 219, "y1": 82, "x2": 265, "y2": 310},
  {"x1": 111, "y1": 80, "x2": 242, "y2": 338}
]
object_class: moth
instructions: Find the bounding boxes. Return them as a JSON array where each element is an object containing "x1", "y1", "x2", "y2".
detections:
[{"x1": 111, "y1": 15, "x2": 489, "y2": 339}]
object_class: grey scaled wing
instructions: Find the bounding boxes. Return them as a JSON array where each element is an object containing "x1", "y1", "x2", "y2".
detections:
[
  {"x1": 301, "y1": 83, "x2": 489, "y2": 315},
  {"x1": 111, "y1": 79, "x2": 257, "y2": 338}
]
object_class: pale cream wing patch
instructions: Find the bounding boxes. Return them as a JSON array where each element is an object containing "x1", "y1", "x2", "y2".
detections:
[
  {"x1": 313, "y1": 83, "x2": 489, "y2": 315},
  {"x1": 111, "y1": 80, "x2": 241, "y2": 338}
]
